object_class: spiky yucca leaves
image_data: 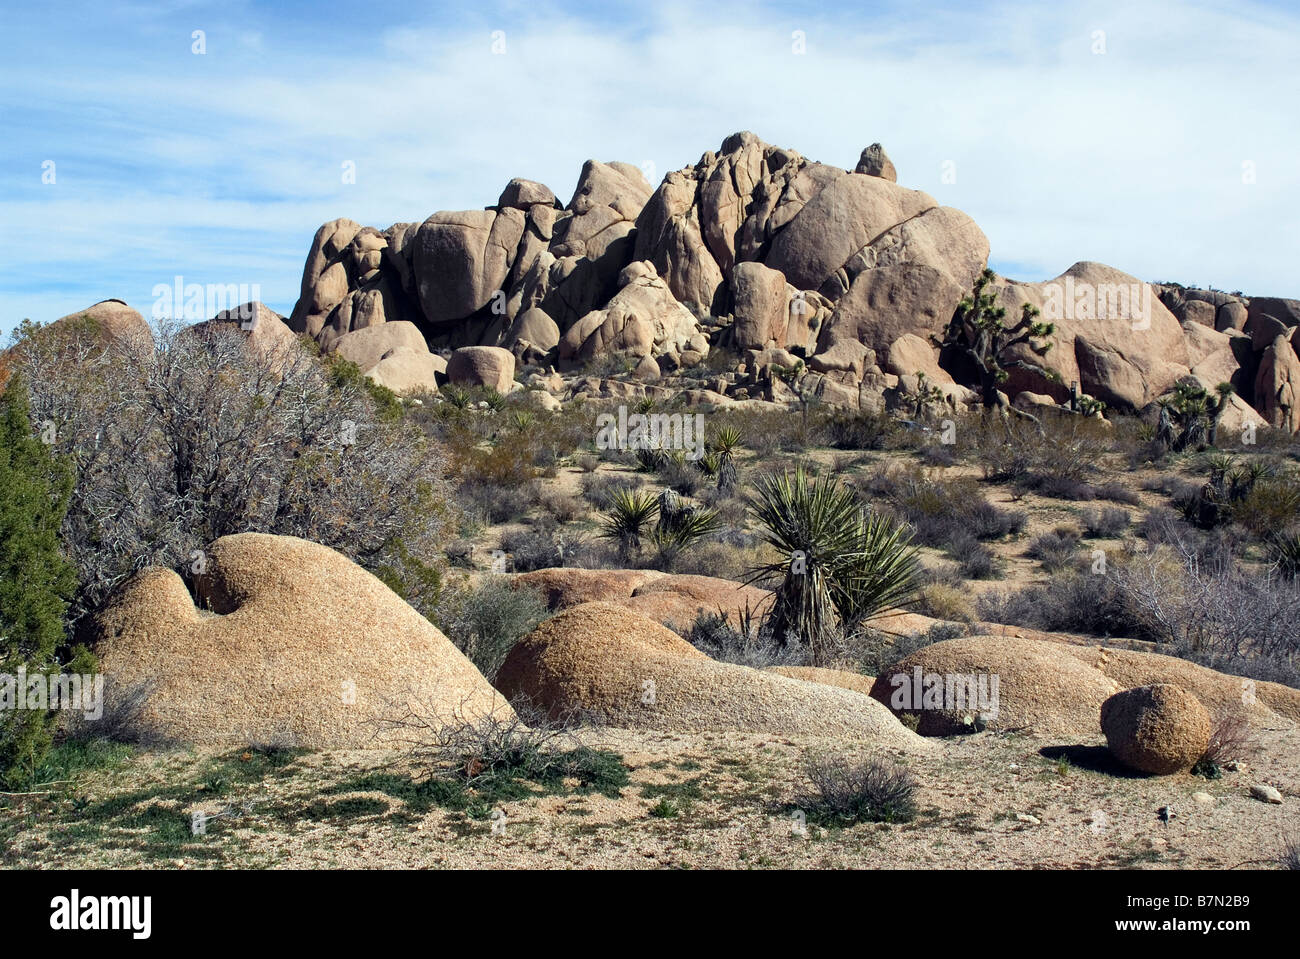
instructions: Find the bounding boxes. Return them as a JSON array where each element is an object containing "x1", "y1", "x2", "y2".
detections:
[
  {"x1": 694, "y1": 450, "x2": 721, "y2": 478},
  {"x1": 712, "y1": 425, "x2": 742, "y2": 493},
  {"x1": 599, "y1": 488, "x2": 659, "y2": 561},
  {"x1": 746, "y1": 468, "x2": 919, "y2": 663},
  {"x1": 650, "y1": 504, "x2": 722, "y2": 565},
  {"x1": 833, "y1": 512, "x2": 924, "y2": 631}
]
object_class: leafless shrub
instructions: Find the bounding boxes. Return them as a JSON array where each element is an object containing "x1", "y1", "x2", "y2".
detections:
[
  {"x1": 1112, "y1": 543, "x2": 1300, "y2": 686},
  {"x1": 12, "y1": 319, "x2": 449, "y2": 626},
  {"x1": 1279, "y1": 834, "x2": 1300, "y2": 871},
  {"x1": 1199, "y1": 710, "x2": 1256, "y2": 768},
  {"x1": 802, "y1": 754, "x2": 918, "y2": 824}
]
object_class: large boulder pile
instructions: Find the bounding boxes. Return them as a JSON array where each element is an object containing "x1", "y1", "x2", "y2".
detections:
[
  {"x1": 93, "y1": 534, "x2": 512, "y2": 747},
  {"x1": 495, "y1": 602, "x2": 932, "y2": 749},
  {"x1": 283, "y1": 132, "x2": 1300, "y2": 431}
]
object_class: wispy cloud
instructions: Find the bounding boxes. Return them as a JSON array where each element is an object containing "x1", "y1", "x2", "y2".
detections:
[{"x1": 2, "y1": 0, "x2": 1297, "y2": 336}]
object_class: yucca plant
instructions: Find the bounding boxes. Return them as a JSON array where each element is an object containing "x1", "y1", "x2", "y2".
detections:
[
  {"x1": 694, "y1": 450, "x2": 721, "y2": 478},
  {"x1": 442, "y1": 385, "x2": 472, "y2": 410},
  {"x1": 509, "y1": 410, "x2": 536, "y2": 433},
  {"x1": 745, "y1": 468, "x2": 918, "y2": 663},
  {"x1": 650, "y1": 505, "x2": 722, "y2": 566},
  {"x1": 633, "y1": 445, "x2": 668, "y2": 473},
  {"x1": 1267, "y1": 529, "x2": 1300, "y2": 577},
  {"x1": 599, "y1": 488, "x2": 659, "y2": 561},
  {"x1": 712, "y1": 425, "x2": 742, "y2": 493}
]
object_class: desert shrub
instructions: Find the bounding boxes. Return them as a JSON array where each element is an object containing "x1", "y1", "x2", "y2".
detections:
[
  {"x1": 435, "y1": 578, "x2": 549, "y2": 680},
  {"x1": 945, "y1": 531, "x2": 1001, "y2": 580},
  {"x1": 373, "y1": 707, "x2": 628, "y2": 815},
  {"x1": 658, "y1": 538, "x2": 759, "y2": 580},
  {"x1": 914, "y1": 583, "x2": 974, "y2": 622},
  {"x1": 1026, "y1": 528, "x2": 1081, "y2": 572},
  {"x1": 1082, "y1": 506, "x2": 1132, "y2": 538},
  {"x1": 0, "y1": 377, "x2": 92, "y2": 787},
  {"x1": 499, "y1": 520, "x2": 593, "y2": 572},
  {"x1": 1094, "y1": 482, "x2": 1141, "y2": 506},
  {"x1": 684, "y1": 608, "x2": 808, "y2": 668},
  {"x1": 458, "y1": 479, "x2": 538, "y2": 526},
  {"x1": 1231, "y1": 473, "x2": 1300, "y2": 538},
  {"x1": 1268, "y1": 528, "x2": 1300, "y2": 577},
  {"x1": 657, "y1": 454, "x2": 702, "y2": 496},
  {"x1": 1192, "y1": 710, "x2": 1256, "y2": 779},
  {"x1": 1112, "y1": 546, "x2": 1300, "y2": 686},
  {"x1": 536, "y1": 490, "x2": 587, "y2": 525},
  {"x1": 976, "y1": 570, "x2": 1140, "y2": 638},
  {"x1": 11, "y1": 319, "x2": 451, "y2": 629},
  {"x1": 822, "y1": 408, "x2": 898, "y2": 451},
  {"x1": 1279, "y1": 835, "x2": 1300, "y2": 871},
  {"x1": 856, "y1": 622, "x2": 969, "y2": 675},
  {"x1": 580, "y1": 471, "x2": 642, "y2": 508},
  {"x1": 862, "y1": 465, "x2": 1024, "y2": 551},
  {"x1": 965, "y1": 413, "x2": 1111, "y2": 497},
  {"x1": 801, "y1": 755, "x2": 918, "y2": 825}
]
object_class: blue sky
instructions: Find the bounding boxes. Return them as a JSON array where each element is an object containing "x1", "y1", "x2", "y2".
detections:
[{"x1": 2, "y1": 0, "x2": 1298, "y2": 337}]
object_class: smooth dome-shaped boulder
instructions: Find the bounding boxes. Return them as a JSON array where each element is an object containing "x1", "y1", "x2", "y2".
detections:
[
  {"x1": 511, "y1": 569, "x2": 772, "y2": 635},
  {"x1": 1100, "y1": 683, "x2": 1212, "y2": 775},
  {"x1": 93, "y1": 533, "x2": 512, "y2": 747},
  {"x1": 1058, "y1": 645, "x2": 1300, "y2": 726},
  {"x1": 870, "y1": 635, "x2": 1119, "y2": 737},
  {"x1": 496, "y1": 602, "x2": 932, "y2": 749}
]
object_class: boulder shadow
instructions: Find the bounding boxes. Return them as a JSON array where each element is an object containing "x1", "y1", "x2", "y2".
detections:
[{"x1": 1038, "y1": 744, "x2": 1147, "y2": 778}]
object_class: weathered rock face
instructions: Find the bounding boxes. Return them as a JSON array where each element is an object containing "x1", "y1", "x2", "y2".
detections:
[
  {"x1": 558, "y1": 262, "x2": 699, "y2": 366},
  {"x1": 1255, "y1": 334, "x2": 1300, "y2": 432},
  {"x1": 855, "y1": 142, "x2": 897, "y2": 181},
  {"x1": 446, "y1": 345, "x2": 516, "y2": 393},
  {"x1": 730, "y1": 261, "x2": 790, "y2": 350},
  {"x1": 93, "y1": 534, "x2": 511, "y2": 747},
  {"x1": 988, "y1": 262, "x2": 1192, "y2": 411},
  {"x1": 495, "y1": 602, "x2": 932, "y2": 747},
  {"x1": 413, "y1": 208, "x2": 526, "y2": 327},
  {"x1": 816, "y1": 206, "x2": 989, "y2": 356}
]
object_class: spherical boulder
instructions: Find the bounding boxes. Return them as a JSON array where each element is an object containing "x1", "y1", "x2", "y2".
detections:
[{"x1": 1100, "y1": 683, "x2": 1211, "y2": 775}]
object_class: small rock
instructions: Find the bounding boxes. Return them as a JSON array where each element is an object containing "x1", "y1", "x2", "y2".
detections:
[
  {"x1": 1192, "y1": 792, "x2": 1215, "y2": 805},
  {"x1": 1157, "y1": 805, "x2": 1175, "y2": 823},
  {"x1": 1015, "y1": 813, "x2": 1040, "y2": 825},
  {"x1": 1250, "y1": 784, "x2": 1283, "y2": 804}
]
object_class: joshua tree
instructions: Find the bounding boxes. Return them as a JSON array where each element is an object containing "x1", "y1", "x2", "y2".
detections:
[
  {"x1": 1158, "y1": 381, "x2": 1236, "y2": 453},
  {"x1": 745, "y1": 467, "x2": 919, "y2": 664},
  {"x1": 1207, "y1": 382, "x2": 1236, "y2": 447},
  {"x1": 936, "y1": 268, "x2": 1057, "y2": 415}
]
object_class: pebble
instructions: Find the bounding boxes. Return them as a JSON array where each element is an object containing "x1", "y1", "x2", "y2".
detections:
[
  {"x1": 1192, "y1": 792, "x2": 1215, "y2": 805},
  {"x1": 1015, "y1": 813, "x2": 1041, "y2": 825},
  {"x1": 1250, "y1": 784, "x2": 1283, "y2": 804}
]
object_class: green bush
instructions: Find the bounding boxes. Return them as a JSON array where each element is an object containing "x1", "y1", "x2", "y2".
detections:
[
  {"x1": 435, "y1": 577, "x2": 549, "y2": 681},
  {"x1": 0, "y1": 378, "x2": 87, "y2": 787}
]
